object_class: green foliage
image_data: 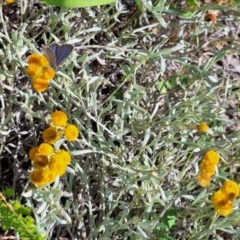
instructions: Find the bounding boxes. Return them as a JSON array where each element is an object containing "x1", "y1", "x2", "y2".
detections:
[
  {"x1": 153, "y1": 209, "x2": 177, "y2": 240},
  {"x1": 162, "y1": 209, "x2": 177, "y2": 230},
  {"x1": 42, "y1": 0, "x2": 116, "y2": 8},
  {"x1": 2, "y1": 0, "x2": 240, "y2": 239},
  {"x1": 2, "y1": 188, "x2": 15, "y2": 198},
  {"x1": 0, "y1": 192, "x2": 46, "y2": 240},
  {"x1": 186, "y1": 0, "x2": 200, "y2": 8}
]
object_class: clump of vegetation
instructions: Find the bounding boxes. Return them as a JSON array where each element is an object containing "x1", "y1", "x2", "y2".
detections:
[
  {"x1": 0, "y1": 189, "x2": 46, "y2": 240},
  {"x1": 1, "y1": 0, "x2": 240, "y2": 239}
]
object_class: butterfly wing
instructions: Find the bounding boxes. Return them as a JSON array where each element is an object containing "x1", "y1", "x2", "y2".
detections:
[
  {"x1": 43, "y1": 46, "x2": 57, "y2": 69},
  {"x1": 50, "y1": 43, "x2": 74, "y2": 67},
  {"x1": 49, "y1": 43, "x2": 59, "y2": 53}
]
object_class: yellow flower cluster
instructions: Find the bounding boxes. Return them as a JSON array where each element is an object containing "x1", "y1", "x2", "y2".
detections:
[
  {"x1": 42, "y1": 110, "x2": 79, "y2": 143},
  {"x1": 25, "y1": 53, "x2": 55, "y2": 92},
  {"x1": 197, "y1": 150, "x2": 220, "y2": 187},
  {"x1": 28, "y1": 111, "x2": 79, "y2": 187},
  {"x1": 29, "y1": 143, "x2": 71, "y2": 187},
  {"x1": 211, "y1": 180, "x2": 239, "y2": 217}
]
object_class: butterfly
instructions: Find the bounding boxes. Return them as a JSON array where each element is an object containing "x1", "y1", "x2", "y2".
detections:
[{"x1": 43, "y1": 43, "x2": 74, "y2": 69}]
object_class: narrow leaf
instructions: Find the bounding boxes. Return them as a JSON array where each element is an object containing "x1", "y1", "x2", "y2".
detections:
[{"x1": 42, "y1": 0, "x2": 116, "y2": 8}]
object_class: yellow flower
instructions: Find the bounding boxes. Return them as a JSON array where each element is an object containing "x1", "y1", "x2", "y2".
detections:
[
  {"x1": 25, "y1": 64, "x2": 42, "y2": 78},
  {"x1": 32, "y1": 76, "x2": 50, "y2": 92},
  {"x1": 214, "y1": 201, "x2": 233, "y2": 217},
  {"x1": 221, "y1": 180, "x2": 239, "y2": 201},
  {"x1": 30, "y1": 169, "x2": 49, "y2": 187},
  {"x1": 197, "y1": 173, "x2": 211, "y2": 188},
  {"x1": 27, "y1": 54, "x2": 49, "y2": 67},
  {"x1": 211, "y1": 190, "x2": 233, "y2": 217},
  {"x1": 42, "y1": 67, "x2": 55, "y2": 80},
  {"x1": 49, "y1": 155, "x2": 66, "y2": 176},
  {"x1": 211, "y1": 190, "x2": 228, "y2": 208},
  {"x1": 39, "y1": 55, "x2": 50, "y2": 67},
  {"x1": 30, "y1": 169, "x2": 57, "y2": 187},
  {"x1": 199, "y1": 159, "x2": 215, "y2": 176},
  {"x1": 197, "y1": 122, "x2": 209, "y2": 133},
  {"x1": 57, "y1": 149, "x2": 71, "y2": 166},
  {"x1": 32, "y1": 155, "x2": 49, "y2": 169},
  {"x1": 42, "y1": 126, "x2": 61, "y2": 144},
  {"x1": 5, "y1": 0, "x2": 15, "y2": 4},
  {"x1": 64, "y1": 124, "x2": 79, "y2": 141},
  {"x1": 29, "y1": 146, "x2": 38, "y2": 161},
  {"x1": 26, "y1": 53, "x2": 54, "y2": 93},
  {"x1": 27, "y1": 54, "x2": 42, "y2": 66},
  {"x1": 44, "y1": 169, "x2": 57, "y2": 183},
  {"x1": 204, "y1": 150, "x2": 220, "y2": 165},
  {"x1": 51, "y1": 111, "x2": 68, "y2": 127},
  {"x1": 37, "y1": 143, "x2": 54, "y2": 156},
  {"x1": 50, "y1": 150, "x2": 71, "y2": 167}
]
